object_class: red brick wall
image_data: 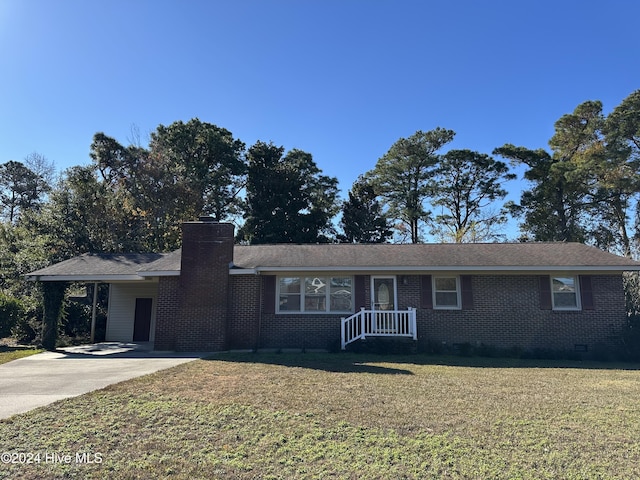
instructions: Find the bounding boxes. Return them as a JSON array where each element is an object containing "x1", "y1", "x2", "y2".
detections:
[
  {"x1": 397, "y1": 274, "x2": 626, "y2": 352},
  {"x1": 224, "y1": 276, "x2": 346, "y2": 350},
  {"x1": 156, "y1": 257, "x2": 627, "y2": 354},
  {"x1": 258, "y1": 312, "x2": 342, "y2": 350},
  {"x1": 227, "y1": 275, "x2": 261, "y2": 349},
  {"x1": 154, "y1": 276, "x2": 180, "y2": 351},
  {"x1": 227, "y1": 273, "x2": 627, "y2": 352}
]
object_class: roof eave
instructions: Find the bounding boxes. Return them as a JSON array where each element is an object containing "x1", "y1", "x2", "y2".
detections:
[
  {"x1": 25, "y1": 262, "x2": 640, "y2": 281},
  {"x1": 250, "y1": 265, "x2": 640, "y2": 273},
  {"x1": 25, "y1": 274, "x2": 149, "y2": 282},
  {"x1": 137, "y1": 270, "x2": 180, "y2": 277},
  {"x1": 230, "y1": 268, "x2": 257, "y2": 275}
]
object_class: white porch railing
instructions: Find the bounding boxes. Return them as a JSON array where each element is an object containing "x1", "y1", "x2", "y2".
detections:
[{"x1": 341, "y1": 307, "x2": 417, "y2": 350}]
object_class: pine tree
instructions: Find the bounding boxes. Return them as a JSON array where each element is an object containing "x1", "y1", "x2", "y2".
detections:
[
  {"x1": 240, "y1": 141, "x2": 339, "y2": 244},
  {"x1": 339, "y1": 176, "x2": 392, "y2": 243}
]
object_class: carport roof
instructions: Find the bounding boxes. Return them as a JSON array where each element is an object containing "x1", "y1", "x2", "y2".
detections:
[{"x1": 26, "y1": 253, "x2": 168, "y2": 281}]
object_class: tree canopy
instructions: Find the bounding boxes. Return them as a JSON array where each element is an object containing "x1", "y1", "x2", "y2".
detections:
[
  {"x1": 430, "y1": 149, "x2": 515, "y2": 242},
  {"x1": 240, "y1": 141, "x2": 339, "y2": 244},
  {"x1": 89, "y1": 119, "x2": 247, "y2": 252},
  {"x1": 0, "y1": 160, "x2": 49, "y2": 223},
  {"x1": 149, "y1": 119, "x2": 247, "y2": 221},
  {"x1": 494, "y1": 91, "x2": 640, "y2": 256},
  {"x1": 339, "y1": 175, "x2": 392, "y2": 243},
  {"x1": 367, "y1": 128, "x2": 455, "y2": 243}
]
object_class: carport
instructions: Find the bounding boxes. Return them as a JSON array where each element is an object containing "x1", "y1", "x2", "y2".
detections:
[{"x1": 26, "y1": 253, "x2": 167, "y2": 345}]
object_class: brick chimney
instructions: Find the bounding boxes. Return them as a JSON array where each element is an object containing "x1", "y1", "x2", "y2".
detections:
[{"x1": 175, "y1": 218, "x2": 234, "y2": 351}]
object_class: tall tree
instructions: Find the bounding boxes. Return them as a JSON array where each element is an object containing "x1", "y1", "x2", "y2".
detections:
[
  {"x1": 24, "y1": 152, "x2": 56, "y2": 188},
  {"x1": 90, "y1": 133, "x2": 182, "y2": 250},
  {"x1": 35, "y1": 166, "x2": 137, "y2": 257},
  {"x1": 149, "y1": 119, "x2": 247, "y2": 221},
  {"x1": 599, "y1": 90, "x2": 640, "y2": 256},
  {"x1": 606, "y1": 90, "x2": 640, "y2": 158},
  {"x1": 240, "y1": 141, "x2": 339, "y2": 244},
  {"x1": 0, "y1": 156, "x2": 57, "y2": 315},
  {"x1": 89, "y1": 119, "x2": 247, "y2": 251},
  {"x1": 368, "y1": 128, "x2": 455, "y2": 243},
  {"x1": 0, "y1": 160, "x2": 50, "y2": 223},
  {"x1": 430, "y1": 149, "x2": 515, "y2": 242},
  {"x1": 494, "y1": 101, "x2": 604, "y2": 242},
  {"x1": 339, "y1": 175, "x2": 392, "y2": 243}
]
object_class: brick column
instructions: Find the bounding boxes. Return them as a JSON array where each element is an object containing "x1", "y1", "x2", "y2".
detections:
[
  {"x1": 154, "y1": 277, "x2": 180, "y2": 351},
  {"x1": 175, "y1": 220, "x2": 234, "y2": 351}
]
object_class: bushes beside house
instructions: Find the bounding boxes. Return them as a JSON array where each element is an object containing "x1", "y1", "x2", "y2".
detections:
[
  {"x1": 622, "y1": 273, "x2": 640, "y2": 361},
  {"x1": 0, "y1": 292, "x2": 25, "y2": 338},
  {"x1": 347, "y1": 336, "x2": 635, "y2": 362}
]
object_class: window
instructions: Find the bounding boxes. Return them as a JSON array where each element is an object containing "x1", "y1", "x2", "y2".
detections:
[
  {"x1": 278, "y1": 276, "x2": 352, "y2": 313},
  {"x1": 304, "y1": 277, "x2": 326, "y2": 311},
  {"x1": 433, "y1": 276, "x2": 460, "y2": 309},
  {"x1": 551, "y1": 276, "x2": 580, "y2": 310},
  {"x1": 279, "y1": 277, "x2": 301, "y2": 311}
]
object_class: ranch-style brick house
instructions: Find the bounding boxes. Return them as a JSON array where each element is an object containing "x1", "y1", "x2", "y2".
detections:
[{"x1": 26, "y1": 219, "x2": 640, "y2": 354}]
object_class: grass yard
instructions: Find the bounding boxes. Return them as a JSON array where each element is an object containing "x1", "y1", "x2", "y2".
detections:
[
  {"x1": 0, "y1": 346, "x2": 42, "y2": 365},
  {"x1": 1, "y1": 353, "x2": 640, "y2": 479}
]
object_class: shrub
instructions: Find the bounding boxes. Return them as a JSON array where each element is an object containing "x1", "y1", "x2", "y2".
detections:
[
  {"x1": 621, "y1": 313, "x2": 640, "y2": 361},
  {"x1": 62, "y1": 301, "x2": 92, "y2": 337},
  {"x1": 0, "y1": 293, "x2": 25, "y2": 338},
  {"x1": 12, "y1": 316, "x2": 39, "y2": 344}
]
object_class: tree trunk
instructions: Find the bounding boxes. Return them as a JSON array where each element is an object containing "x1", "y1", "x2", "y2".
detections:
[{"x1": 411, "y1": 217, "x2": 419, "y2": 244}]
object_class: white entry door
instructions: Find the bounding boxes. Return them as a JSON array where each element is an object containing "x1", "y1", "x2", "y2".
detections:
[{"x1": 371, "y1": 276, "x2": 397, "y2": 333}]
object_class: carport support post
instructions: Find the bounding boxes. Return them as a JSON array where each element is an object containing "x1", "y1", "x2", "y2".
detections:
[
  {"x1": 90, "y1": 282, "x2": 98, "y2": 343},
  {"x1": 41, "y1": 281, "x2": 68, "y2": 351}
]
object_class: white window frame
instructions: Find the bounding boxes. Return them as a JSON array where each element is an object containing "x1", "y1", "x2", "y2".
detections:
[
  {"x1": 432, "y1": 276, "x2": 461, "y2": 310},
  {"x1": 551, "y1": 275, "x2": 581, "y2": 311},
  {"x1": 277, "y1": 275, "x2": 353, "y2": 314}
]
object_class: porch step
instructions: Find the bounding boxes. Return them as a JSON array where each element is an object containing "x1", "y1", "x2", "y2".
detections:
[{"x1": 345, "y1": 337, "x2": 418, "y2": 355}]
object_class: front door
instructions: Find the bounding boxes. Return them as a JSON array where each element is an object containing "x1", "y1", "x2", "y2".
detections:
[
  {"x1": 133, "y1": 298, "x2": 153, "y2": 342},
  {"x1": 371, "y1": 277, "x2": 397, "y2": 333}
]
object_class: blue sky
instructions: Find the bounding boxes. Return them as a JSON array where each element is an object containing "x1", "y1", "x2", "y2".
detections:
[{"x1": 1, "y1": 0, "x2": 638, "y2": 237}]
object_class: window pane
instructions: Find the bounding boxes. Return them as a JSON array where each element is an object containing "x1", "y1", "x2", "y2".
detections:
[
  {"x1": 330, "y1": 277, "x2": 352, "y2": 311},
  {"x1": 279, "y1": 294, "x2": 300, "y2": 311},
  {"x1": 436, "y1": 292, "x2": 458, "y2": 306},
  {"x1": 280, "y1": 277, "x2": 300, "y2": 294},
  {"x1": 554, "y1": 292, "x2": 577, "y2": 308},
  {"x1": 435, "y1": 277, "x2": 457, "y2": 291},
  {"x1": 304, "y1": 295, "x2": 326, "y2": 311},
  {"x1": 552, "y1": 277, "x2": 575, "y2": 293},
  {"x1": 305, "y1": 277, "x2": 327, "y2": 294}
]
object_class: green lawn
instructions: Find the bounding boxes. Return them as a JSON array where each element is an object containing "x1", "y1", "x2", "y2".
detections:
[
  {"x1": 0, "y1": 346, "x2": 42, "y2": 365},
  {"x1": 1, "y1": 353, "x2": 640, "y2": 479}
]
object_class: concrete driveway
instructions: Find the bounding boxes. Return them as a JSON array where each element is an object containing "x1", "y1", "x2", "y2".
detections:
[{"x1": 0, "y1": 343, "x2": 204, "y2": 419}]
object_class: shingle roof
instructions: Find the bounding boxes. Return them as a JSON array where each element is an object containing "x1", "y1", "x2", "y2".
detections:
[
  {"x1": 229, "y1": 242, "x2": 640, "y2": 271},
  {"x1": 138, "y1": 242, "x2": 640, "y2": 274},
  {"x1": 26, "y1": 253, "x2": 168, "y2": 280},
  {"x1": 137, "y1": 250, "x2": 182, "y2": 274},
  {"x1": 26, "y1": 243, "x2": 640, "y2": 281}
]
